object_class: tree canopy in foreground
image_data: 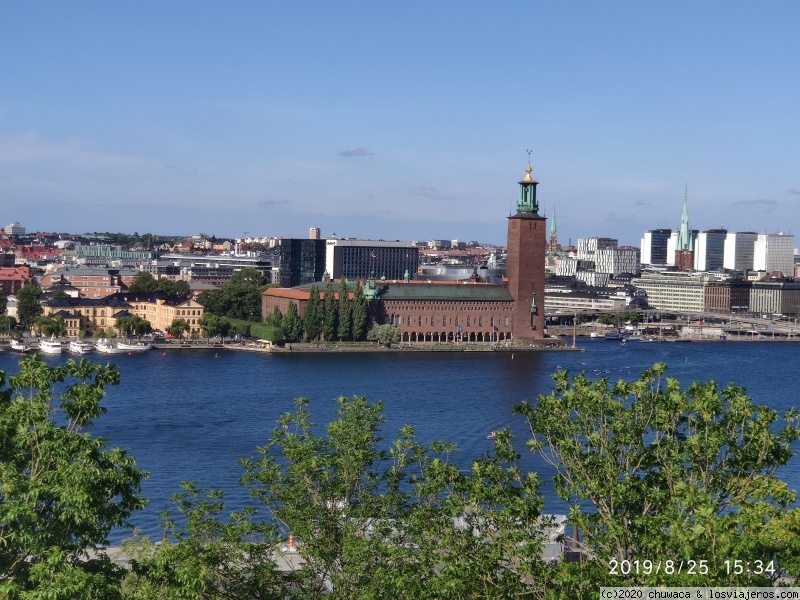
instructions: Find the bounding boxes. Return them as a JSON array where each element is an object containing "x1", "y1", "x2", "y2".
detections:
[
  {"x1": 1, "y1": 357, "x2": 799, "y2": 599},
  {"x1": 0, "y1": 355, "x2": 147, "y2": 599}
]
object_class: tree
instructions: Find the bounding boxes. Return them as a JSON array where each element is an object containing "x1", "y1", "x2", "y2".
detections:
[
  {"x1": 116, "y1": 315, "x2": 152, "y2": 338},
  {"x1": 236, "y1": 396, "x2": 552, "y2": 598},
  {"x1": 198, "y1": 313, "x2": 222, "y2": 341},
  {"x1": 322, "y1": 281, "x2": 337, "y2": 342},
  {"x1": 221, "y1": 269, "x2": 270, "y2": 321},
  {"x1": 121, "y1": 484, "x2": 287, "y2": 600},
  {"x1": 367, "y1": 323, "x2": 401, "y2": 347},
  {"x1": 0, "y1": 291, "x2": 7, "y2": 315},
  {"x1": 0, "y1": 355, "x2": 147, "y2": 598},
  {"x1": 16, "y1": 284, "x2": 43, "y2": 332},
  {"x1": 0, "y1": 315, "x2": 17, "y2": 334},
  {"x1": 167, "y1": 318, "x2": 190, "y2": 340},
  {"x1": 281, "y1": 301, "x2": 303, "y2": 343},
  {"x1": 172, "y1": 280, "x2": 191, "y2": 298},
  {"x1": 34, "y1": 315, "x2": 67, "y2": 338},
  {"x1": 196, "y1": 289, "x2": 224, "y2": 316},
  {"x1": 303, "y1": 284, "x2": 322, "y2": 341},
  {"x1": 336, "y1": 280, "x2": 351, "y2": 341},
  {"x1": 127, "y1": 272, "x2": 158, "y2": 294},
  {"x1": 50, "y1": 290, "x2": 70, "y2": 300},
  {"x1": 351, "y1": 280, "x2": 368, "y2": 341},
  {"x1": 515, "y1": 362, "x2": 800, "y2": 588}
]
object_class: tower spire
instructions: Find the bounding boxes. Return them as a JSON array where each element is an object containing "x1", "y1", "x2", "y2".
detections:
[
  {"x1": 675, "y1": 183, "x2": 694, "y2": 270},
  {"x1": 516, "y1": 151, "x2": 539, "y2": 213},
  {"x1": 549, "y1": 206, "x2": 558, "y2": 251}
]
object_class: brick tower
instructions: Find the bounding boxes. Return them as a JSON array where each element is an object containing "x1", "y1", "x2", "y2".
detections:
[{"x1": 506, "y1": 156, "x2": 547, "y2": 342}]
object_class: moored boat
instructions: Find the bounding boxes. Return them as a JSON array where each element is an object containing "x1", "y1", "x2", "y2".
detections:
[
  {"x1": 9, "y1": 339, "x2": 32, "y2": 353},
  {"x1": 95, "y1": 339, "x2": 122, "y2": 354},
  {"x1": 68, "y1": 340, "x2": 94, "y2": 354},
  {"x1": 117, "y1": 340, "x2": 153, "y2": 352},
  {"x1": 39, "y1": 335, "x2": 62, "y2": 355}
]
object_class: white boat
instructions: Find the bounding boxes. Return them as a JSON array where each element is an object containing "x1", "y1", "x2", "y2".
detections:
[
  {"x1": 117, "y1": 340, "x2": 153, "y2": 352},
  {"x1": 68, "y1": 340, "x2": 94, "y2": 354},
  {"x1": 9, "y1": 339, "x2": 31, "y2": 353},
  {"x1": 39, "y1": 336, "x2": 62, "y2": 355},
  {"x1": 95, "y1": 339, "x2": 122, "y2": 355}
]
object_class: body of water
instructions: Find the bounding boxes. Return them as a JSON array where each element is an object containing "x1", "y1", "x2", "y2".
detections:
[{"x1": 2, "y1": 339, "x2": 799, "y2": 543}]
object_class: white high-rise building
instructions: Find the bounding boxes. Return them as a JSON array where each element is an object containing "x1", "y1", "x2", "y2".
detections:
[
  {"x1": 723, "y1": 232, "x2": 758, "y2": 271},
  {"x1": 693, "y1": 229, "x2": 727, "y2": 271},
  {"x1": 640, "y1": 229, "x2": 672, "y2": 265},
  {"x1": 595, "y1": 247, "x2": 640, "y2": 275},
  {"x1": 753, "y1": 233, "x2": 795, "y2": 277},
  {"x1": 756, "y1": 233, "x2": 795, "y2": 276},
  {"x1": 577, "y1": 237, "x2": 617, "y2": 260},
  {"x1": 4, "y1": 222, "x2": 25, "y2": 236}
]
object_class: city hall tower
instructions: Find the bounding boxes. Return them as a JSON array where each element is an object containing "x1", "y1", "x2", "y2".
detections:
[{"x1": 506, "y1": 156, "x2": 547, "y2": 341}]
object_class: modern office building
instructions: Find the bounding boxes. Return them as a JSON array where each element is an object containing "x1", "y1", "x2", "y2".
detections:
[
  {"x1": 640, "y1": 229, "x2": 672, "y2": 265},
  {"x1": 753, "y1": 233, "x2": 795, "y2": 277},
  {"x1": 632, "y1": 271, "x2": 709, "y2": 313},
  {"x1": 693, "y1": 229, "x2": 727, "y2": 271},
  {"x1": 723, "y1": 232, "x2": 758, "y2": 271},
  {"x1": 278, "y1": 239, "x2": 327, "y2": 288},
  {"x1": 324, "y1": 239, "x2": 419, "y2": 281}
]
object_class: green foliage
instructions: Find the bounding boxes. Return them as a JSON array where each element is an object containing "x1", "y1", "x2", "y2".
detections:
[
  {"x1": 167, "y1": 318, "x2": 190, "y2": 340},
  {"x1": 16, "y1": 284, "x2": 43, "y2": 331},
  {"x1": 50, "y1": 289, "x2": 70, "y2": 300},
  {"x1": 171, "y1": 280, "x2": 191, "y2": 298},
  {"x1": 197, "y1": 268, "x2": 270, "y2": 321},
  {"x1": 0, "y1": 291, "x2": 7, "y2": 314},
  {"x1": 198, "y1": 313, "x2": 224, "y2": 340},
  {"x1": 366, "y1": 323, "x2": 401, "y2": 347},
  {"x1": 574, "y1": 313, "x2": 589, "y2": 325},
  {"x1": 128, "y1": 273, "x2": 191, "y2": 298},
  {"x1": 34, "y1": 315, "x2": 67, "y2": 337},
  {"x1": 127, "y1": 272, "x2": 157, "y2": 293},
  {"x1": 351, "y1": 281, "x2": 368, "y2": 341},
  {"x1": 196, "y1": 288, "x2": 224, "y2": 315},
  {"x1": 515, "y1": 362, "x2": 800, "y2": 587},
  {"x1": 0, "y1": 314, "x2": 17, "y2": 333},
  {"x1": 281, "y1": 302, "x2": 303, "y2": 343},
  {"x1": 336, "y1": 280, "x2": 351, "y2": 341},
  {"x1": 303, "y1": 285, "x2": 322, "y2": 341},
  {"x1": 122, "y1": 484, "x2": 286, "y2": 600},
  {"x1": 0, "y1": 355, "x2": 147, "y2": 598},
  {"x1": 235, "y1": 396, "x2": 552, "y2": 599},
  {"x1": 322, "y1": 282, "x2": 337, "y2": 342},
  {"x1": 116, "y1": 315, "x2": 153, "y2": 338},
  {"x1": 266, "y1": 307, "x2": 284, "y2": 342}
]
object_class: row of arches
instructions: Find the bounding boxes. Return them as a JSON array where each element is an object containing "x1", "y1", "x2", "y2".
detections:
[{"x1": 401, "y1": 331, "x2": 511, "y2": 343}]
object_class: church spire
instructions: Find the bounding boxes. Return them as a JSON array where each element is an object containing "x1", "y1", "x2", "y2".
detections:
[
  {"x1": 549, "y1": 206, "x2": 558, "y2": 251},
  {"x1": 677, "y1": 184, "x2": 693, "y2": 251},
  {"x1": 675, "y1": 184, "x2": 695, "y2": 271}
]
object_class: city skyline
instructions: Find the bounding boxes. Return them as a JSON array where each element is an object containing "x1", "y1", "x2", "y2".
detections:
[{"x1": 2, "y1": 3, "x2": 799, "y2": 246}]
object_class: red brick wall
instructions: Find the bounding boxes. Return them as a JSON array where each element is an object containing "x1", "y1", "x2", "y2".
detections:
[{"x1": 506, "y1": 214, "x2": 547, "y2": 340}]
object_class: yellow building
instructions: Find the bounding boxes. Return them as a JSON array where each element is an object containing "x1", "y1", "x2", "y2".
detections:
[{"x1": 43, "y1": 293, "x2": 205, "y2": 338}]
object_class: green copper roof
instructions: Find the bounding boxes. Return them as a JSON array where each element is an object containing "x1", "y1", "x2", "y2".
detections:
[{"x1": 375, "y1": 283, "x2": 513, "y2": 302}]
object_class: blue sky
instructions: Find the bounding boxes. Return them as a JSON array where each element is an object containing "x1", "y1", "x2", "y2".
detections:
[{"x1": 2, "y1": 2, "x2": 799, "y2": 246}]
